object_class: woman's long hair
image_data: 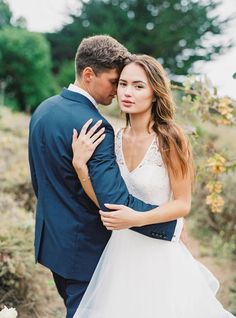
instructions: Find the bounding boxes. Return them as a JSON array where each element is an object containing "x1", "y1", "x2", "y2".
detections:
[{"x1": 124, "y1": 54, "x2": 194, "y2": 182}]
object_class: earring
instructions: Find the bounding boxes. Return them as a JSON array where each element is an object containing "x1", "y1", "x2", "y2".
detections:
[{"x1": 152, "y1": 97, "x2": 157, "y2": 102}]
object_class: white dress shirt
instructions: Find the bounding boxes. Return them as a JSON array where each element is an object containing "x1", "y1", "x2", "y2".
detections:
[{"x1": 68, "y1": 84, "x2": 98, "y2": 108}]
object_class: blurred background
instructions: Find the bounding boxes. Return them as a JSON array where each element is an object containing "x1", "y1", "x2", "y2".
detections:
[{"x1": 0, "y1": 0, "x2": 235, "y2": 317}]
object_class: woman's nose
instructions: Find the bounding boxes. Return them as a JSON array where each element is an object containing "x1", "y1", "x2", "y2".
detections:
[{"x1": 124, "y1": 86, "x2": 132, "y2": 96}]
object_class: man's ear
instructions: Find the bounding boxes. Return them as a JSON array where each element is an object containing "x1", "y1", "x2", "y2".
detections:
[{"x1": 82, "y1": 67, "x2": 95, "y2": 83}]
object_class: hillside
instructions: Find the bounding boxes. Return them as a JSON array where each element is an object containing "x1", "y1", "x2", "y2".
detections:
[{"x1": 0, "y1": 106, "x2": 235, "y2": 317}]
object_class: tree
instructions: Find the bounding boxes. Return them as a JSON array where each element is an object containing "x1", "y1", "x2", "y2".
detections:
[
  {"x1": 0, "y1": 27, "x2": 56, "y2": 111},
  {"x1": 47, "y1": 0, "x2": 232, "y2": 75},
  {"x1": 0, "y1": 0, "x2": 12, "y2": 29},
  {"x1": 0, "y1": 0, "x2": 27, "y2": 30}
]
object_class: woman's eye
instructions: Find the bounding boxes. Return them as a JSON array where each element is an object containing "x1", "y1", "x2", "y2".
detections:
[
  {"x1": 135, "y1": 85, "x2": 144, "y2": 89},
  {"x1": 119, "y1": 82, "x2": 126, "y2": 87}
]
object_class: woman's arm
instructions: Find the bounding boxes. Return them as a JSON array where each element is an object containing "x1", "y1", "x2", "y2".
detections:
[
  {"x1": 99, "y1": 140, "x2": 192, "y2": 230},
  {"x1": 72, "y1": 119, "x2": 105, "y2": 207}
]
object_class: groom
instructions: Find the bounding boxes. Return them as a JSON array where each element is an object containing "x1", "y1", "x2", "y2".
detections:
[{"x1": 28, "y1": 35, "x2": 180, "y2": 318}]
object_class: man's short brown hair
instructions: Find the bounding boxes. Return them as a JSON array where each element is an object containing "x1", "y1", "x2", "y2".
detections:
[{"x1": 75, "y1": 35, "x2": 130, "y2": 77}]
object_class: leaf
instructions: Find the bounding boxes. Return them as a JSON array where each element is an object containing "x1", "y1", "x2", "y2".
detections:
[{"x1": 233, "y1": 72, "x2": 236, "y2": 79}]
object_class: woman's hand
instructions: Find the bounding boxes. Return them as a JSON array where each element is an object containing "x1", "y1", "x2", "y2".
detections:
[
  {"x1": 72, "y1": 119, "x2": 106, "y2": 170},
  {"x1": 99, "y1": 204, "x2": 143, "y2": 230}
]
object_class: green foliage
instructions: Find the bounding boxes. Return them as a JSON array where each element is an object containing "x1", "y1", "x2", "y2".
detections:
[
  {"x1": 0, "y1": 27, "x2": 56, "y2": 111},
  {"x1": 47, "y1": 0, "x2": 232, "y2": 75},
  {"x1": 56, "y1": 60, "x2": 75, "y2": 89},
  {"x1": 0, "y1": 0, "x2": 26, "y2": 30},
  {"x1": 0, "y1": 0, "x2": 12, "y2": 29}
]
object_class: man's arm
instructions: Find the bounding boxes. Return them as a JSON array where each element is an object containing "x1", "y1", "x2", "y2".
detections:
[
  {"x1": 28, "y1": 130, "x2": 38, "y2": 198},
  {"x1": 87, "y1": 122, "x2": 177, "y2": 241}
]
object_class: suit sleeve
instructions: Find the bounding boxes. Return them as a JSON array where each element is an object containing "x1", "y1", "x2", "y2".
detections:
[
  {"x1": 87, "y1": 124, "x2": 177, "y2": 241},
  {"x1": 28, "y1": 136, "x2": 38, "y2": 198}
]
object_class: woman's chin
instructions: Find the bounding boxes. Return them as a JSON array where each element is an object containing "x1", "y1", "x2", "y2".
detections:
[{"x1": 120, "y1": 106, "x2": 135, "y2": 114}]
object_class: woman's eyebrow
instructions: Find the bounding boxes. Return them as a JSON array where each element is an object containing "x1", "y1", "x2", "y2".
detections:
[
  {"x1": 132, "y1": 80, "x2": 146, "y2": 85},
  {"x1": 119, "y1": 78, "x2": 147, "y2": 85}
]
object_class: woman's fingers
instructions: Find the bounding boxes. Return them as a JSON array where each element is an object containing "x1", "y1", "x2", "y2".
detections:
[
  {"x1": 102, "y1": 220, "x2": 115, "y2": 227},
  {"x1": 90, "y1": 127, "x2": 105, "y2": 143},
  {"x1": 102, "y1": 220, "x2": 117, "y2": 229},
  {"x1": 86, "y1": 119, "x2": 103, "y2": 138},
  {"x1": 99, "y1": 210, "x2": 117, "y2": 218},
  {"x1": 93, "y1": 134, "x2": 106, "y2": 148},
  {"x1": 103, "y1": 203, "x2": 124, "y2": 211},
  {"x1": 74, "y1": 119, "x2": 104, "y2": 149},
  {"x1": 72, "y1": 128, "x2": 78, "y2": 144},
  {"x1": 80, "y1": 118, "x2": 93, "y2": 137}
]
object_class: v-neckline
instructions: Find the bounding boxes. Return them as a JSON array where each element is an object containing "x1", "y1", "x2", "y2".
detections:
[{"x1": 120, "y1": 129, "x2": 156, "y2": 174}]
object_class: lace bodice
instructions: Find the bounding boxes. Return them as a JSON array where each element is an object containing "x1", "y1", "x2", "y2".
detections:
[{"x1": 115, "y1": 129, "x2": 172, "y2": 206}]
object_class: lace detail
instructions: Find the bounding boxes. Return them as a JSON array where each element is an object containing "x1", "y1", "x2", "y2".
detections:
[
  {"x1": 141, "y1": 139, "x2": 164, "y2": 168},
  {"x1": 115, "y1": 128, "x2": 164, "y2": 169},
  {"x1": 115, "y1": 129, "x2": 124, "y2": 167},
  {"x1": 115, "y1": 128, "x2": 171, "y2": 206}
]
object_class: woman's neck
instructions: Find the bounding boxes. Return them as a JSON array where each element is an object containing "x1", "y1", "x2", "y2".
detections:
[{"x1": 127, "y1": 113, "x2": 154, "y2": 137}]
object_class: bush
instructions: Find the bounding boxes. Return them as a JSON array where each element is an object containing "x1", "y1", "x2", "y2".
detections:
[
  {"x1": 0, "y1": 107, "x2": 53, "y2": 316},
  {"x1": 0, "y1": 27, "x2": 56, "y2": 112},
  {"x1": 190, "y1": 172, "x2": 236, "y2": 259}
]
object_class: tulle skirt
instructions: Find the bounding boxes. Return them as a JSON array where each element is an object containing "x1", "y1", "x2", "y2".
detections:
[{"x1": 73, "y1": 229, "x2": 235, "y2": 318}]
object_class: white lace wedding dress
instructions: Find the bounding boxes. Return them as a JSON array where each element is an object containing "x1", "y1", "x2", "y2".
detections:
[{"x1": 73, "y1": 129, "x2": 235, "y2": 318}]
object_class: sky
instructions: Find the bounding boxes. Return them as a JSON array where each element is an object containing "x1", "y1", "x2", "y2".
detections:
[{"x1": 7, "y1": 0, "x2": 236, "y2": 99}]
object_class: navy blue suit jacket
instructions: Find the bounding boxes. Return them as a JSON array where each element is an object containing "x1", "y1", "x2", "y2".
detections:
[{"x1": 28, "y1": 88, "x2": 177, "y2": 281}]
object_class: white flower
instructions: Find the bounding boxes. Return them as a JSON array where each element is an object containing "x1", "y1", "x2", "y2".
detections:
[{"x1": 0, "y1": 306, "x2": 18, "y2": 318}]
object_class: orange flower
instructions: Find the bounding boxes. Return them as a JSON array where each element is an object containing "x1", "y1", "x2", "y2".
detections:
[
  {"x1": 206, "y1": 193, "x2": 224, "y2": 213},
  {"x1": 206, "y1": 181, "x2": 222, "y2": 193},
  {"x1": 207, "y1": 154, "x2": 226, "y2": 174}
]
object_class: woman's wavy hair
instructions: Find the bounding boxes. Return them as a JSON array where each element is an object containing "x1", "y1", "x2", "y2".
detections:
[{"x1": 124, "y1": 54, "x2": 194, "y2": 182}]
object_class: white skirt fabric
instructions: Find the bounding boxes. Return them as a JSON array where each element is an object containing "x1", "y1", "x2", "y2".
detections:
[{"x1": 73, "y1": 229, "x2": 235, "y2": 318}]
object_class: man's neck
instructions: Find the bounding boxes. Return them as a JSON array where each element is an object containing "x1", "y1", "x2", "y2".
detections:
[
  {"x1": 68, "y1": 82, "x2": 97, "y2": 108},
  {"x1": 74, "y1": 79, "x2": 85, "y2": 91}
]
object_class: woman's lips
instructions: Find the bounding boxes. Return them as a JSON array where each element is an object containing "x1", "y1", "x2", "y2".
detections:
[{"x1": 121, "y1": 99, "x2": 134, "y2": 106}]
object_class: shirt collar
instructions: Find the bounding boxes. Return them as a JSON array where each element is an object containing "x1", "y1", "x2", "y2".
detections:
[{"x1": 68, "y1": 84, "x2": 98, "y2": 108}]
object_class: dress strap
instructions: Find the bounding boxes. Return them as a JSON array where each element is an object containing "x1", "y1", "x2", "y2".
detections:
[
  {"x1": 115, "y1": 128, "x2": 125, "y2": 166},
  {"x1": 142, "y1": 136, "x2": 164, "y2": 167}
]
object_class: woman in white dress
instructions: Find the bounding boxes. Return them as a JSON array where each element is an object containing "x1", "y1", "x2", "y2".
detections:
[{"x1": 71, "y1": 54, "x2": 235, "y2": 318}]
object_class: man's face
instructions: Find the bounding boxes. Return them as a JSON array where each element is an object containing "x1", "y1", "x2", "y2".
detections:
[{"x1": 90, "y1": 68, "x2": 119, "y2": 105}]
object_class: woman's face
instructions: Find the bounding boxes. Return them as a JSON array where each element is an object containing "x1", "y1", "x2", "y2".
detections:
[{"x1": 117, "y1": 62, "x2": 154, "y2": 115}]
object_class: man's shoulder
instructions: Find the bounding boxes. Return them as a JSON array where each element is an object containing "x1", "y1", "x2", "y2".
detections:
[
  {"x1": 33, "y1": 94, "x2": 60, "y2": 113},
  {"x1": 38, "y1": 94, "x2": 61, "y2": 109}
]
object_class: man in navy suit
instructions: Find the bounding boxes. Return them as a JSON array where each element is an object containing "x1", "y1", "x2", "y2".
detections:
[{"x1": 28, "y1": 35, "x2": 179, "y2": 318}]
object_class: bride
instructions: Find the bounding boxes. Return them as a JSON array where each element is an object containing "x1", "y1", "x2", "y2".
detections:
[{"x1": 71, "y1": 54, "x2": 234, "y2": 317}]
